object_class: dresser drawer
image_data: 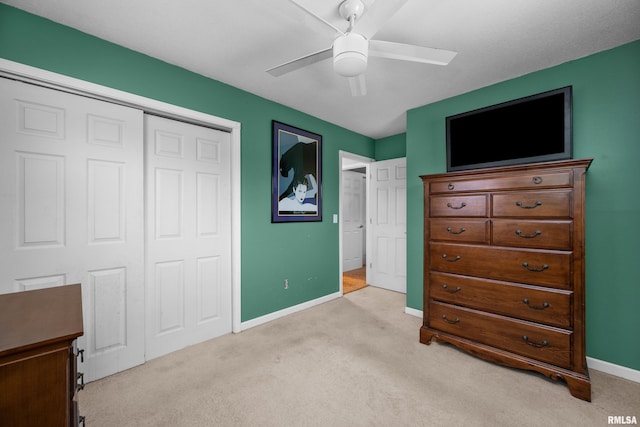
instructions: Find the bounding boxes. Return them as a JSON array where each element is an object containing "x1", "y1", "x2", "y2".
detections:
[
  {"x1": 429, "y1": 301, "x2": 572, "y2": 369},
  {"x1": 492, "y1": 220, "x2": 572, "y2": 250},
  {"x1": 430, "y1": 195, "x2": 487, "y2": 217},
  {"x1": 429, "y1": 272, "x2": 572, "y2": 328},
  {"x1": 429, "y1": 170, "x2": 572, "y2": 194},
  {"x1": 492, "y1": 190, "x2": 572, "y2": 218},
  {"x1": 429, "y1": 243, "x2": 571, "y2": 289},
  {"x1": 429, "y1": 219, "x2": 489, "y2": 244}
]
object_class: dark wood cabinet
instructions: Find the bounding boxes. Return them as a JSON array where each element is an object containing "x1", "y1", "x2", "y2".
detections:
[
  {"x1": 0, "y1": 284, "x2": 84, "y2": 426},
  {"x1": 420, "y1": 159, "x2": 592, "y2": 401}
]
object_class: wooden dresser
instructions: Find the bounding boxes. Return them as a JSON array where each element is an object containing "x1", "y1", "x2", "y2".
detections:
[
  {"x1": 420, "y1": 159, "x2": 592, "y2": 401},
  {"x1": 0, "y1": 284, "x2": 84, "y2": 426}
]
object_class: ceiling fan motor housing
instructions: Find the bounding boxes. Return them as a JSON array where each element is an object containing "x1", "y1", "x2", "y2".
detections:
[{"x1": 333, "y1": 33, "x2": 368, "y2": 77}]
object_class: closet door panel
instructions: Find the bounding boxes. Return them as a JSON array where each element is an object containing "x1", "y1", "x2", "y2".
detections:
[
  {"x1": 145, "y1": 114, "x2": 232, "y2": 360},
  {"x1": 0, "y1": 78, "x2": 145, "y2": 382}
]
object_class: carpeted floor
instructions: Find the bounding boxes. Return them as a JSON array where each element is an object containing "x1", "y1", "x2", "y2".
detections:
[
  {"x1": 343, "y1": 265, "x2": 367, "y2": 294},
  {"x1": 79, "y1": 286, "x2": 639, "y2": 426}
]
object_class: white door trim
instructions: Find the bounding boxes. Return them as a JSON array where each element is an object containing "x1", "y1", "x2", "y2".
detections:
[
  {"x1": 0, "y1": 58, "x2": 243, "y2": 333},
  {"x1": 339, "y1": 150, "x2": 373, "y2": 294}
]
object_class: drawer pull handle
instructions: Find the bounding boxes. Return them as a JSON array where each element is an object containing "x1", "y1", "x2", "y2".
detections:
[
  {"x1": 447, "y1": 202, "x2": 467, "y2": 210},
  {"x1": 442, "y1": 284, "x2": 462, "y2": 293},
  {"x1": 79, "y1": 415, "x2": 86, "y2": 427},
  {"x1": 522, "y1": 335, "x2": 549, "y2": 348},
  {"x1": 448, "y1": 183, "x2": 455, "y2": 190},
  {"x1": 523, "y1": 298, "x2": 550, "y2": 310},
  {"x1": 515, "y1": 200, "x2": 542, "y2": 209},
  {"x1": 532, "y1": 176, "x2": 543, "y2": 184},
  {"x1": 447, "y1": 227, "x2": 466, "y2": 235},
  {"x1": 76, "y1": 348, "x2": 84, "y2": 363},
  {"x1": 77, "y1": 372, "x2": 85, "y2": 390},
  {"x1": 522, "y1": 262, "x2": 548, "y2": 272},
  {"x1": 442, "y1": 254, "x2": 461, "y2": 262},
  {"x1": 515, "y1": 229, "x2": 542, "y2": 238},
  {"x1": 442, "y1": 314, "x2": 460, "y2": 324}
]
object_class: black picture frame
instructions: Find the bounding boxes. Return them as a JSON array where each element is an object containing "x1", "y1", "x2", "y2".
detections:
[{"x1": 272, "y1": 121, "x2": 322, "y2": 223}]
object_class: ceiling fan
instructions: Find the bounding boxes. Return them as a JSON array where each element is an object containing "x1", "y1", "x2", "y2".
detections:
[{"x1": 266, "y1": 0, "x2": 457, "y2": 96}]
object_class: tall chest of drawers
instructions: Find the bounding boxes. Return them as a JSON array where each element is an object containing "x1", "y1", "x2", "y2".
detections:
[
  {"x1": 0, "y1": 284, "x2": 84, "y2": 426},
  {"x1": 420, "y1": 159, "x2": 592, "y2": 401}
]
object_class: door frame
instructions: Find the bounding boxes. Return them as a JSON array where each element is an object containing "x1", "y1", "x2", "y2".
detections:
[
  {"x1": 338, "y1": 150, "x2": 373, "y2": 294},
  {"x1": 0, "y1": 59, "x2": 243, "y2": 333}
]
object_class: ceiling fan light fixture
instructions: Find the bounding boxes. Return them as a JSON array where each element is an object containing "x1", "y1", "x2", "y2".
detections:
[{"x1": 333, "y1": 33, "x2": 368, "y2": 77}]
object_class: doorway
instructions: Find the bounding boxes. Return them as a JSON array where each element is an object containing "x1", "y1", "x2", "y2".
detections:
[
  {"x1": 339, "y1": 152, "x2": 407, "y2": 296},
  {"x1": 339, "y1": 151, "x2": 372, "y2": 294}
]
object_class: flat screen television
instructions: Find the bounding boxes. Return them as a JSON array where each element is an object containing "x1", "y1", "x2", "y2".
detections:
[{"x1": 446, "y1": 86, "x2": 572, "y2": 172}]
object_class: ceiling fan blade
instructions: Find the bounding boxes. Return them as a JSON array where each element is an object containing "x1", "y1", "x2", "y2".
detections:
[
  {"x1": 288, "y1": 0, "x2": 345, "y2": 36},
  {"x1": 369, "y1": 40, "x2": 457, "y2": 66},
  {"x1": 266, "y1": 47, "x2": 333, "y2": 77},
  {"x1": 355, "y1": 0, "x2": 408, "y2": 39},
  {"x1": 348, "y1": 74, "x2": 367, "y2": 97}
]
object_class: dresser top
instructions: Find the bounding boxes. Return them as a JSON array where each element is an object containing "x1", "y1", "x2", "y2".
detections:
[
  {"x1": 0, "y1": 284, "x2": 83, "y2": 356},
  {"x1": 420, "y1": 158, "x2": 593, "y2": 181}
]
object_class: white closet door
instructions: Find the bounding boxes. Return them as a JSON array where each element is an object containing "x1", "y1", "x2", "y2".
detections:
[
  {"x1": 145, "y1": 115, "x2": 232, "y2": 360},
  {"x1": 0, "y1": 78, "x2": 145, "y2": 381},
  {"x1": 369, "y1": 158, "x2": 407, "y2": 293}
]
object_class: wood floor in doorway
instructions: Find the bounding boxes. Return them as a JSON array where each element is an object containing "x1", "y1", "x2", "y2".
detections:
[{"x1": 343, "y1": 266, "x2": 367, "y2": 294}]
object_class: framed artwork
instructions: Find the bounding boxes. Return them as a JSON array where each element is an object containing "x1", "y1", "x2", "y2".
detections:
[{"x1": 272, "y1": 121, "x2": 322, "y2": 223}]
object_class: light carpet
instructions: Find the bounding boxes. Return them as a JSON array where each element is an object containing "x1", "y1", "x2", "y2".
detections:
[{"x1": 79, "y1": 286, "x2": 639, "y2": 426}]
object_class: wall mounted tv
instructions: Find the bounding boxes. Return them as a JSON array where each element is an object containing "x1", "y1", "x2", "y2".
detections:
[{"x1": 446, "y1": 86, "x2": 572, "y2": 172}]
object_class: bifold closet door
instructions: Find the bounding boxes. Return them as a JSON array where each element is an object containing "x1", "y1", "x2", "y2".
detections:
[
  {"x1": 144, "y1": 115, "x2": 232, "y2": 360},
  {"x1": 0, "y1": 78, "x2": 145, "y2": 381}
]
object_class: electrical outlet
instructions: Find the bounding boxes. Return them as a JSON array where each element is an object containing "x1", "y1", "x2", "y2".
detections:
[{"x1": 284, "y1": 279, "x2": 288, "y2": 289}]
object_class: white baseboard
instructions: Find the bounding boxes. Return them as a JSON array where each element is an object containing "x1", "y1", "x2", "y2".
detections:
[
  {"x1": 404, "y1": 306, "x2": 639, "y2": 384},
  {"x1": 405, "y1": 306, "x2": 423, "y2": 318},
  {"x1": 587, "y1": 357, "x2": 640, "y2": 383},
  {"x1": 239, "y1": 291, "x2": 342, "y2": 331}
]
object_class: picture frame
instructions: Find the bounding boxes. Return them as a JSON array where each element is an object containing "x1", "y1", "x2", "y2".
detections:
[{"x1": 272, "y1": 121, "x2": 322, "y2": 223}]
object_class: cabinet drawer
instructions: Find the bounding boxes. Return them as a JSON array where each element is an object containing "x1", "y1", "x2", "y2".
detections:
[
  {"x1": 430, "y1": 170, "x2": 572, "y2": 194},
  {"x1": 430, "y1": 195, "x2": 487, "y2": 217},
  {"x1": 492, "y1": 190, "x2": 572, "y2": 218},
  {"x1": 429, "y1": 219, "x2": 489, "y2": 244},
  {"x1": 429, "y1": 301, "x2": 572, "y2": 369},
  {"x1": 429, "y1": 243, "x2": 571, "y2": 289},
  {"x1": 492, "y1": 220, "x2": 572, "y2": 250},
  {"x1": 429, "y1": 272, "x2": 572, "y2": 328}
]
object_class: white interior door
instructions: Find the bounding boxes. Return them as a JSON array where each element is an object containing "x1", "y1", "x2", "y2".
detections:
[
  {"x1": 369, "y1": 158, "x2": 407, "y2": 293},
  {"x1": 342, "y1": 170, "x2": 366, "y2": 272},
  {"x1": 0, "y1": 78, "x2": 145, "y2": 381},
  {"x1": 145, "y1": 114, "x2": 232, "y2": 360}
]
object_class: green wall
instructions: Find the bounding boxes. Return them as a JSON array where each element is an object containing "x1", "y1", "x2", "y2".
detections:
[
  {"x1": 374, "y1": 133, "x2": 406, "y2": 160},
  {"x1": 0, "y1": 4, "x2": 374, "y2": 322},
  {"x1": 406, "y1": 40, "x2": 640, "y2": 371}
]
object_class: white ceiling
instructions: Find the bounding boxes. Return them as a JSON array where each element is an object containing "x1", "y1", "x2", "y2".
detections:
[{"x1": 4, "y1": 0, "x2": 640, "y2": 139}]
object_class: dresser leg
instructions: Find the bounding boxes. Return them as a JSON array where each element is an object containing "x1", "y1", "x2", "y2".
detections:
[
  {"x1": 419, "y1": 326, "x2": 437, "y2": 345},
  {"x1": 562, "y1": 374, "x2": 591, "y2": 402}
]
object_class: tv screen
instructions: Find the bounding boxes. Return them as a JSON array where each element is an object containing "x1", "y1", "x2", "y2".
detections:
[{"x1": 446, "y1": 86, "x2": 572, "y2": 172}]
